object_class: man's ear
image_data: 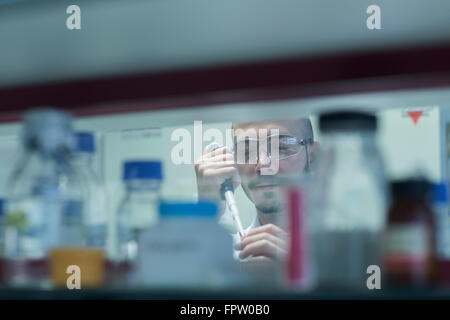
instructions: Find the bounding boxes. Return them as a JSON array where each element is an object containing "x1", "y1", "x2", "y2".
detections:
[{"x1": 308, "y1": 141, "x2": 320, "y2": 165}]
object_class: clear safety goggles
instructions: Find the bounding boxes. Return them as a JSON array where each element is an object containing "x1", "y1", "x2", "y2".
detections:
[{"x1": 233, "y1": 134, "x2": 313, "y2": 164}]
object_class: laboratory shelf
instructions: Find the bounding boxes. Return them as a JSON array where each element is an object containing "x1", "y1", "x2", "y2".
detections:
[
  {"x1": 1, "y1": 42, "x2": 450, "y2": 123},
  {"x1": 0, "y1": 286, "x2": 449, "y2": 300}
]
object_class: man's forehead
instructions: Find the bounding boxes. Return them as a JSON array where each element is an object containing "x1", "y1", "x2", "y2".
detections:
[{"x1": 232, "y1": 120, "x2": 299, "y2": 139}]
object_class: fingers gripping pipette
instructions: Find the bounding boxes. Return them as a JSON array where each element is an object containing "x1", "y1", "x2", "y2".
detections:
[{"x1": 207, "y1": 143, "x2": 246, "y2": 239}]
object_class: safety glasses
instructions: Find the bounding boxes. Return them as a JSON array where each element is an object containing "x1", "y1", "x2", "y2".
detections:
[{"x1": 233, "y1": 134, "x2": 313, "y2": 164}]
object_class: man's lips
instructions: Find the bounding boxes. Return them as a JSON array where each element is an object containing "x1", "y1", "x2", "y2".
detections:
[{"x1": 247, "y1": 176, "x2": 288, "y2": 190}]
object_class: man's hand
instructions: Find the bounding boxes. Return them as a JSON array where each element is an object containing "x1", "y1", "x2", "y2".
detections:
[
  {"x1": 194, "y1": 143, "x2": 241, "y2": 214},
  {"x1": 235, "y1": 224, "x2": 287, "y2": 261}
]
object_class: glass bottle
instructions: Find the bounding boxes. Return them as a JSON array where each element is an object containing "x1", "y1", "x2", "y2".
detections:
[
  {"x1": 310, "y1": 111, "x2": 388, "y2": 289},
  {"x1": 431, "y1": 183, "x2": 449, "y2": 260},
  {"x1": 3, "y1": 109, "x2": 84, "y2": 288},
  {"x1": 113, "y1": 160, "x2": 162, "y2": 285},
  {"x1": 72, "y1": 132, "x2": 108, "y2": 252},
  {"x1": 383, "y1": 179, "x2": 436, "y2": 287},
  {"x1": 281, "y1": 182, "x2": 314, "y2": 291},
  {"x1": 431, "y1": 182, "x2": 450, "y2": 286},
  {"x1": 0, "y1": 198, "x2": 5, "y2": 284}
]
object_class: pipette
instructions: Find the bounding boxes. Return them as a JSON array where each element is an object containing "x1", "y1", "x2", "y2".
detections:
[{"x1": 207, "y1": 143, "x2": 246, "y2": 239}]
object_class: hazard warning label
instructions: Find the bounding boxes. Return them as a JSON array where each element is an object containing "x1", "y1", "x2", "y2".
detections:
[{"x1": 401, "y1": 106, "x2": 436, "y2": 125}]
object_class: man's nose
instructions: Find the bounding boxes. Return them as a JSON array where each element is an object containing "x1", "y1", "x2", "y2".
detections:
[{"x1": 255, "y1": 150, "x2": 271, "y2": 173}]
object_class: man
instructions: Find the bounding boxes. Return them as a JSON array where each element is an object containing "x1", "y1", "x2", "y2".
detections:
[{"x1": 195, "y1": 119, "x2": 318, "y2": 263}]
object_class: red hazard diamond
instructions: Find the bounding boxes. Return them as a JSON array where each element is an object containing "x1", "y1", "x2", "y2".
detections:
[{"x1": 408, "y1": 110, "x2": 423, "y2": 124}]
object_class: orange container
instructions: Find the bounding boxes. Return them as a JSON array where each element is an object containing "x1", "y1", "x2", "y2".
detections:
[{"x1": 49, "y1": 247, "x2": 105, "y2": 289}]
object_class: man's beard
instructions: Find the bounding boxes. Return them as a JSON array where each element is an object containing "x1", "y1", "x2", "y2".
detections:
[
  {"x1": 245, "y1": 175, "x2": 286, "y2": 214},
  {"x1": 244, "y1": 172, "x2": 309, "y2": 214},
  {"x1": 255, "y1": 189, "x2": 286, "y2": 214}
]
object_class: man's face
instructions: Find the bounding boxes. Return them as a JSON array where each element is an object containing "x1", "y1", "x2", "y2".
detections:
[{"x1": 233, "y1": 120, "x2": 312, "y2": 214}]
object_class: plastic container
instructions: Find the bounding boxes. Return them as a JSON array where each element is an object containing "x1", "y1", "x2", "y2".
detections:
[{"x1": 137, "y1": 201, "x2": 236, "y2": 288}]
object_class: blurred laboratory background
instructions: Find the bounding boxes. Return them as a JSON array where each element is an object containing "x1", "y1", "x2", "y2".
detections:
[{"x1": 0, "y1": 0, "x2": 450, "y2": 297}]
